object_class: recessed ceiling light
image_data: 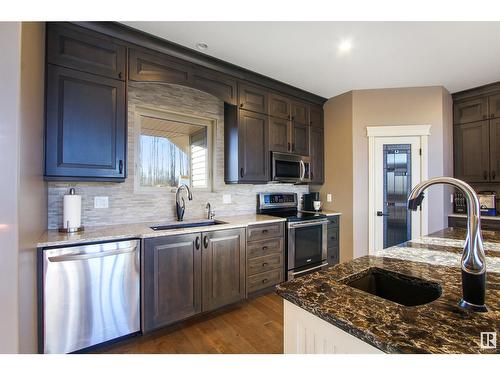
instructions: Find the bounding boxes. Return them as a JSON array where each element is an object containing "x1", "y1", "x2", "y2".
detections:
[
  {"x1": 196, "y1": 42, "x2": 208, "y2": 51},
  {"x1": 338, "y1": 39, "x2": 353, "y2": 54}
]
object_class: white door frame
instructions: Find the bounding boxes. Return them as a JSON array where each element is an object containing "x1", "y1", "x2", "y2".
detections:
[{"x1": 367, "y1": 125, "x2": 431, "y2": 255}]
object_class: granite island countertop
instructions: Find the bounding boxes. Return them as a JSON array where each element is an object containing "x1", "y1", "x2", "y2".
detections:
[
  {"x1": 276, "y1": 228, "x2": 500, "y2": 354},
  {"x1": 37, "y1": 214, "x2": 286, "y2": 248}
]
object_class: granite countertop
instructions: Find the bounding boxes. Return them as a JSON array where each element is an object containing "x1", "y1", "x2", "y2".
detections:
[
  {"x1": 37, "y1": 214, "x2": 285, "y2": 248},
  {"x1": 449, "y1": 213, "x2": 500, "y2": 221},
  {"x1": 276, "y1": 228, "x2": 500, "y2": 354},
  {"x1": 300, "y1": 210, "x2": 341, "y2": 217}
]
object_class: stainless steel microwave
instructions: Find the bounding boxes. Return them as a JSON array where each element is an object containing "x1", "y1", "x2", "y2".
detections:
[{"x1": 271, "y1": 152, "x2": 311, "y2": 183}]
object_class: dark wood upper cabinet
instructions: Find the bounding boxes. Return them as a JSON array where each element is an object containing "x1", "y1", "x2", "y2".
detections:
[
  {"x1": 202, "y1": 228, "x2": 246, "y2": 312},
  {"x1": 47, "y1": 23, "x2": 126, "y2": 81},
  {"x1": 269, "y1": 117, "x2": 290, "y2": 153},
  {"x1": 129, "y1": 48, "x2": 192, "y2": 85},
  {"x1": 489, "y1": 117, "x2": 500, "y2": 182},
  {"x1": 45, "y1": 65, "x2": 126, "y2": 181},
  {"x1": 310, "y1": 104, "x2": 323, "y2": 128},
  {"x1": 143, "y1": 233, "x2": 202, "y2": 333},
  {"x1": 224, "y1": 105, "x2": 269, "y2": 184},
  {"x1": 453, "y1": 97, "x2": 488, "y2": 124},
  {"x1": 191, "y1": 66, "x2": 238, "y2": 105},
  {"x1": 489, "y1": 93, "x2": 500, "y2": 119},
  {"x1": 310, "y1": 127, "x2": 324, "y2": 184},
  {"x1": 291, "y1": 122, "x2": 310, "y2": 156},
  {"x1": 453, "y1": 120, "x2": 489, "y2": 183},
  {"x1": 291, "y1": 101, "x2": 309, "y2": 125},
  {"x1": 238, "y1": 83, "x2": 268, "y2": 114},
  {"x1": 269, "y1": 93, "x2": 291, "y2": 120}
]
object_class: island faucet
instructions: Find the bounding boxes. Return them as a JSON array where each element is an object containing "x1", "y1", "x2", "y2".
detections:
[
  {"x1": 407, "y1": 177, "x2": 487, "y2": 312},
  {"x1": 175, "y1": 184, "x2": 193, "y2": 221}
]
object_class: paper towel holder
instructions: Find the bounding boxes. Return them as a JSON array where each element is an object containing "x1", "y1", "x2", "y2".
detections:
[{"x1": 59, "y1": 188, "x2": 84, "y2": 233}]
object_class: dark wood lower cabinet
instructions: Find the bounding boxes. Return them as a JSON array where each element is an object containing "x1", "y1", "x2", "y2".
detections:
[
  {"x1": 143, "y1": 228, "x2": 246, "y2": 332},
  {"x1": 202, "y1": 228, "x2": 246, "y2": 311},
  {"x1": 143, "y1": 233, "x2": 202, "y2": 333},
  {"x1": 327, "y1": 216, "x2": 340, "y2": 266}
]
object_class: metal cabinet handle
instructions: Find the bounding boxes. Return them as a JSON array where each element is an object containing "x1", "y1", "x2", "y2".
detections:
[
  {"x1": 377, "y1": 211, "x2": 389, "y2": 217},
  {"x1": 118, "y1": 72, "x2": 123, "y2": 79},
  {"x1": 240, "y1": 103, "x2": 244, "y2": 108},
  {"x1": 262, "y1": 229, "x2": 268, "y2": 234},
  {"x1": 203, "y1": 236, "x2": 209, "y2": 248},
  {"x1": 492, "y1": 171, "x2": 496, "y2": 180},
  {"x1": 262, "y1": 246, "x2": 268, "y2": 251},
  {"x1": 240, "y1": 168, "x2": 244, "y2": 178},
  {"x1": 119, "y1": 160, "x2": 123, "y2": 174},
  {"x1": 262, "y1": 262, "x2": 268, "y2": 267},
  {"x1": 195, "y1": 237, "x2": 200, "y2": 250},
  {"x1": 291, "y1": 262, "x2": 328, "y2": 277},
  {"x1": 287, "y1": 142, "x2": 291, "y2": 151},
  {"x1": 262, "y1": 278, "x2": 269, "y2": 284}
]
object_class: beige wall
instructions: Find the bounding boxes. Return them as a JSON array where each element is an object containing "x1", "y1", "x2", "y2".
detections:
[
  {"x1": 322, "y1": 86, "x2": 453, "y2": 260},
  {"x1": 18, "y1": 22, "x2": 47, "y2": 353},
  {"x1": 0, "y1": 21, "x2": 22, "y2": 353},
  {"x1": 319, "y1": 92, "x2": 354, "y2": 262}
]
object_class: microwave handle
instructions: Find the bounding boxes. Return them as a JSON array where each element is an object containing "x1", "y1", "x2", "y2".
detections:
[{"x1": 299, "y1": 160, "x2": 305, "y2": 180}]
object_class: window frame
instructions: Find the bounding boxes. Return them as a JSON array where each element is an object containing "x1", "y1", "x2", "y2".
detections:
[{"x1": 133, "y1": 105, "x2": 215, "y2": 193}]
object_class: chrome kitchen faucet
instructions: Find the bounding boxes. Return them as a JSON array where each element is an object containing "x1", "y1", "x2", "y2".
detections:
[
  {"x1": 408, "y1": 177, "x2": 487, "y2": 312},
  {"x1": 175, "y1": 184, "x2": 193, "y2": 221}
]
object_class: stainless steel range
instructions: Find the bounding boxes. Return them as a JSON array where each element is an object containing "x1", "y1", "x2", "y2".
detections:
[{"x1": 257, "y1": 193, "x2": 328, "y2": 280}]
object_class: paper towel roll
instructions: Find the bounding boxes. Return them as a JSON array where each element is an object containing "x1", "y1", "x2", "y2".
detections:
[{"x1": 63, "y1": 191, "x2": 81, "y2": 229}]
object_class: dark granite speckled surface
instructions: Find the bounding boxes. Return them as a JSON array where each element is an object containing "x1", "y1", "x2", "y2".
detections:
[{"x1": 276, "y1": 229, "x2": 500, "y2": 354}]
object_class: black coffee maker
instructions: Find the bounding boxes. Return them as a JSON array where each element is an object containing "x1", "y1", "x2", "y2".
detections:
[{"x1": 303, "y1": 192, "x2": 321, "y2": 211}]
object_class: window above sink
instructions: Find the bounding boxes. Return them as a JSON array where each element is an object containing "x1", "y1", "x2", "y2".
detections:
[{"x1": 133, "y1": 106, "x2": 215, "y2": 192}]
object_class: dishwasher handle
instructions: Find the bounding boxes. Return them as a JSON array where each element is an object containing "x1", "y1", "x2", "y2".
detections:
[{"x1": 48, "y1": 245, "x2": 137, "y2": 262}]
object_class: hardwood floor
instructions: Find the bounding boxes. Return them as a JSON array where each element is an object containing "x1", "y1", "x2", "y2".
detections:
[{"x1": 93, "y1": 293, "x2": 284, "y2": 354}]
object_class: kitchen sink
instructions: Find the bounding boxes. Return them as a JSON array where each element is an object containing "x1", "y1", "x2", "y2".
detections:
[
  {"x1": 150, "y1": 220, "x2": 226, "y2": 231},
  {"x1": 341, "y1": 267, "x2": 442, "y2": 307}
]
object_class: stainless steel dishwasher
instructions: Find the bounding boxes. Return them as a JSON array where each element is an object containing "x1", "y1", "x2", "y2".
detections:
[{"x1": 39, "y1": 239, "x2": 140, "y2": 353}]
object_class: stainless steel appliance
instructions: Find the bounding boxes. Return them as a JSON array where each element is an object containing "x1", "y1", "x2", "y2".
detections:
[
  {"x1": 271, "y1": 152, "x2": 311, "y2": 183},
  {"x1": 478, "y1": 191, "x2": 497, "y2": 216},
  {"x1": 39, "y1": 239, "x2": 140, "y2": 353},
  {"x1": 257, "y1": 192, "x2": 328, "y2": 280}
]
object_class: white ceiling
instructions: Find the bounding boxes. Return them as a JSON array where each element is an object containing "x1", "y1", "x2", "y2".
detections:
[{"x1": 122, "y1": 22, "x2": 500, "y2": 98}]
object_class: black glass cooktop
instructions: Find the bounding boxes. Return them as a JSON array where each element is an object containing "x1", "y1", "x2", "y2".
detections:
[{"x1": 265, "y1": 210, "x2": 326, "y2": 222}]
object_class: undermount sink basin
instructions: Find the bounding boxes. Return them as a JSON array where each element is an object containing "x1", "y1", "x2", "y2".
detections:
[
  {"x1": 341, "y1": 267, "x2": 442, "y2": 307},
  {"x1": 150, "y1": 220, "x2": 226, "y2": 231}
]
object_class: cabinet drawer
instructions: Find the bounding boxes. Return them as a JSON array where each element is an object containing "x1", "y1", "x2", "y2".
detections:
[
  {"x1": 327, "y1": 216, "x2": 339, "y2": 226},
  {"x1": 247, "y1": 237, "x2": 283, "y2": 259},
  {"x1": 247, "y1": 222, "x2": 284, "y2": 242},
  {"x1": 248, "y1": 253, "x2": 283, "y2": 275},
  {"x1": 247, "y1": 268, "x2": 283, "y2": 293},
  {"x1": 327, "y1": 226, "x2": 339, "y2": 248},
  {"x1": 327, "y1": 247, "x2": 339, "y2": 266}
]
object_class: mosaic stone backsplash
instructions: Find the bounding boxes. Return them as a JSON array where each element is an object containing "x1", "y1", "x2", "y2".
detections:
[{"x1": 47, "y1": 82, "x2": 308, "y2": 229}]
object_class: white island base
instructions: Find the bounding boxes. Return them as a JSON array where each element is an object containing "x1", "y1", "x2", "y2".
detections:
[{"x1": 284, "y1": 300, "x2": 383, "y2": 354}]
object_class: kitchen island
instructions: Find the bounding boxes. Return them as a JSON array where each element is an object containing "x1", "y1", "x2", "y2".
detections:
[{"x1": 276, "y1": 228, "x2": 500, "y2": 354}]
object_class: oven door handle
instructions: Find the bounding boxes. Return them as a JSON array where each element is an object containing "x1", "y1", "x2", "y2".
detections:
[
  {"x1": 291, "y1": 262, "x2": 329, "y2": 277},
  {"x1": 288, "y1": 220, "x2": 328, "y2": 228}
]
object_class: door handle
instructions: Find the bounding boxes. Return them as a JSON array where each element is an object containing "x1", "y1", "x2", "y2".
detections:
[
  {"x1": 195, "y1": 237, "x2": 200, "y2": 250},
  {"x1": 376, "y1": 211, "x2": 389, "y2": 217},
  {"x1": 203, "y1": 236, "x2": 209, "y2": 249},
  {"x1": 48, "y1": 246, "x2": 137, "y2": 262}
]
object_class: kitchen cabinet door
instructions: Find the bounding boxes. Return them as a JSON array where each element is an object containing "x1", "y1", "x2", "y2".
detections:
[
  {"x1": 143, "y1": 233, "x2": 202, "y2": 332},
  {"x1": 238, "y1": 83, "x2": 268, "y2": 114},
  {"x1": 191, "y1": 66, "x2": 238, "y2": 105},
  {"x1": 129, "y1": 48, "x2": 192, "y2": 85},
  {"x1": 238, "y1": 110, "x2": 270, "y2": 183},
  {"x1": 269, "y1": 93, "x2": 291, "y2": 120},
  {"x1": 291, "y1": 101, "x2": 309, "y2": 125},
  {"x1": 291, "y1": 122, "x2": 310, "y2": 156},
  {"x1": 202, "y1": 228, "x2": 246, "y2": 311},
  {"x1": 489, "y1": 117, "x2": 500, "y2": 182},
  {"x1": 269, "y1": 117, "x2": 290, "y2": 153},
  {"x1": 47, "y1": 23, "x2": 126, "y2": 80},
  {"x1": 309, "y1": 104, "x2": 323, "y2": 128},
  {"x1": 310, "y1": 127, "x2": 324, "y2": 184},
  {"x1": 45, "y1": 65, "x2": 126, "y2": 181},
  {"x1": 453, "y1": 97, "x2": 488, "y2": 124},
  {"x1": 453, "y1": 120, "x2": 490, "y2": 182},
  {"x1": 488, "y1": 93, "x2": 500, "y2": 119}
]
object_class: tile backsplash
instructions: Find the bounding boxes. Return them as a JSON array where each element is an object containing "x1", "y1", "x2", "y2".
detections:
[{"x1": 47, "y1": 82, "x2": 308, "y2": 229}]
